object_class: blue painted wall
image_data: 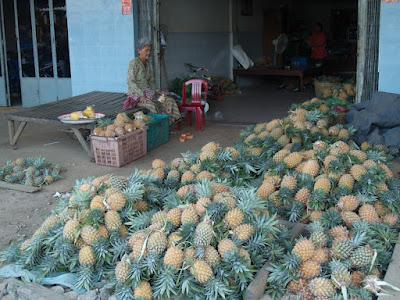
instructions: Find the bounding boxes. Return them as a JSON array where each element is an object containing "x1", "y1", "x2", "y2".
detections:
[
  {"x1": 67, "y1": 0, "x2": 135, "y2": 95},
  {"x1": 379, "y1": 2, "x2": 400, "y2": 94}
]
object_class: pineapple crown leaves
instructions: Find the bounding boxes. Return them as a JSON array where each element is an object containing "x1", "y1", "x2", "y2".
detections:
[
  {"x1": 221, "y1": 252, "x2": 255, "y2": 291},
  {"x1": 320, "y1": 209, "x2": 343, "y2": 229},
  {"x1": 195, "y1": 180, "x2": 213, "y2": 199},
  {"x1": 142, "y1": 253, "x2": 162, "y2": 276},
  {"x1": 366, "y1": 150, "x2": 388, "y2": 163},
  {"x1": 253, "y1": 214, "x2": 280, "y2": 237},
  {"x1": 206, "y1": 202, "x2": 228, "y2": 224},
  {"x1": 308, "y1": 189, "x2": 330, "y2": 211},
  {"x1": 203, "y1": 277, "x2": 235, "y2": 300},
  {"x1": 114, "y1": 285, "x2": 134, "y2": 300},
  {"x1": 122, "y1": 182, "x2": 145, "y2": 202},
  {"x1": 125, "y1": 210, "x2": 154, "y2": 232},
  {"x1": 233, "y1": 187, "x2": 267, "y2": 215},
  {"x1": 96, "y1": 118, "x2": 113, "y2": 128},
  {"x1": 287, "y1": 202, "x2": 304, "y2": 223},
  {"x1": 0, "y1": 243, "x2": 21, "y2": 264},
  {"x1": 181, "y1": 151, "x2": 199, "y2": 165},
  {"x1": 153, "y1": 266, "x2": 178, "y2": 299},
  {"x1": 306, "y1": 110, "x2": 324, "y2": 123},
  {"x1": 74, "y1": 265, "x2": 96, "y2": 292}
]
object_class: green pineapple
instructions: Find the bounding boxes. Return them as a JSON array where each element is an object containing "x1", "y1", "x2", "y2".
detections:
[
  {"x1": 350, "y1": 245, "x2": 375, "y2": 269},
  {"x1": 330, "y1": 260, "x2": 351, "y2": 288}
]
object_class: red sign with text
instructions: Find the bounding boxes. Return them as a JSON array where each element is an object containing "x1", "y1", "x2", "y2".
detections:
[{"x1": 122, "y1": 0, "x2": 132, "y2": 15}]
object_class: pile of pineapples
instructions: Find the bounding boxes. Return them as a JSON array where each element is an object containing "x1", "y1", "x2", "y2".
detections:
[
  {"x1": 0, "y1": 157, "x2": 63, "y2": 186},
  {"x1": 1, "y1": 96, "x2": 399, "y2": 300}
]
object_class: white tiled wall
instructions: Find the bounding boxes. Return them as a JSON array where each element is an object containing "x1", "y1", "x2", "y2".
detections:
[{"x1": 67, "y1": 0, "x2": 135, "y2": 95}]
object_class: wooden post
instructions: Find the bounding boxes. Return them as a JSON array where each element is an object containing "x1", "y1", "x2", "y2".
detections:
[
  {"x1": 71, "y1": 127, "x2": 93, "y2": 158},
  {"x1": 11, "y1": 121, "x2": 27, "y2": 146},
  {"x1": 7, "y1": 120, "x2": 15, "y2": 145}
]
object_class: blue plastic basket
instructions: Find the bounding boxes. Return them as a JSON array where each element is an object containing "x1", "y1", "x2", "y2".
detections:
[{"x1": 146, "y1": 114, "x2": 170, "y2": 151}]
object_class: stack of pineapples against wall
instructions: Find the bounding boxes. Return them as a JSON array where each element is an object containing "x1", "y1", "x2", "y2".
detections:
[{"x1": 1, "y1": 97, "x2": 399, "y2": 300}]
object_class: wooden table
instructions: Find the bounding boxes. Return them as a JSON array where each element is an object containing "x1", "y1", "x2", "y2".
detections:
[
  {"x1": 6, "y1": 91, "x2": 143, "y2": 157},
  {"x1": 233, "y1": 67, "x2": 305, "y2": 90}
]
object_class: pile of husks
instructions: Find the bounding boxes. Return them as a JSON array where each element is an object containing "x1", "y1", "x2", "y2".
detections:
[{"x1": 1, "y1": 97, "x2": 399, "y2": 300}]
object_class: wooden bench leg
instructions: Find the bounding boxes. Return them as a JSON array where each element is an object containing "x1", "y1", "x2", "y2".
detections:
[
  {"x1": 8, "y1": 121, "x2": 27, "y2": 148},
  {"x1": 71, "y1": 128, "x2": 93, "y2": 158}
]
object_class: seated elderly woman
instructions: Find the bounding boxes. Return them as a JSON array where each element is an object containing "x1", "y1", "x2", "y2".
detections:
[{"x1": 127, "y1": 39, "x2": 181, "y2": 123}]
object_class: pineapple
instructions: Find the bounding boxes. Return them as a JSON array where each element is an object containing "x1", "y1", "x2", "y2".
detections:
[
  {"x1": 194, "y1": 220, "x2": 214, "y2": 247},
  {"x1": 119, "y1": 225, "x2": 129, "y2": 238},
  {"x1": 257, "y1": 181, "x2": 276, "y2": 199},
  {"x1": 247, "y1": 147, "x2": 263, "y2": 157},
  {"x1": 211, "y1": 183, "x2": 230, "y2": 195},
  {"x1": 359, "y1": 204, "x2": 380, "y2": 223},
  {"x1": 350, "y1": 150, "x2": 367, "y2": 162},
  {"x1": 300, "y1": 260, "x2": 321, "y2": 279},
  {"x1": 224, "y1": 208, "x2": 244, "y2": 229},
  {"x1": 196, "y1": 171, "x2": 214, "y2": 181},
  {"x1": 205, "y1": 246, "x2": 220, "y2": 268},
  {"x1": 350, "y1": 245, "x2": 375, "y2": 269},
  {"x1": 105, "y1": 211, "x2": 122, "y2": 231},
  {"x1": 98, "y1": 225, "x2": 109, "y2": 239},
  {"x1": 151, "y1": 168, "x2": 165, "y2": 180},
  {"x1": 329, "y1": 226, "x2": 349, "y2": 241},
  {"x1": 152, "y1": 159, "x2": 166, "y2": 169},
  {"x1": 295, "y1": 188, "x2": 310, "y2": 204},
  {"x1": 331, "y1": 240, "x2": 353, "y2": 260},
  {"x1": 338, "y1": 128, "x2": 350, "y2": 140},
  {"x1": 134, "y1": 281, "x2": 153, "y2": 300},
  {"x1": 338, "y1": 174, "x2": 355, "y2": 191},
  {"x1": 302, "y1": 160, "x2": 320, "y2": 177},
  {"x1": 79, "y1": 246, "x2": 96, "y2": 266},
  {"x1": 184, "y1": 247, "x2": 196, "y2": 262},
  {"x1": 363, "y1": 159, "x2": 377, "y2": 169},
  {"x1": 181, "y1": 206, "x2": 199, "y2": 225},
  {"x1": 238, "y1": 247, "x2": 251, "y2": 264},
  {"x1": 383, "y1": 213, "x2": 399, "y2": 226},
  {"x1": 309, "y1": 278, "x2": 335, "y2": 298},
  {"x1": 273, "y1": 149, "x2": 290, "y2": 163},
  {"x1": 351, "y1": 271, "x2": 365, "y2": 287},
  {"x1": 191, "y1": 260, "x2": 214, "y2": 284},
  {"x1": 314, "y1": 176, "x2": 331, "y2": 194},
  {"x1": 350, "y1": 164, "x2": 367, "y2": 181},
  {"x1": 244, "y1": 133, "x2": 257, "y2": 144},
  {"x1": 330, "y1": 261, "x2": 351, "y2": 288},
  {"x1": 313, "y1": 248, "x2": 330, "y2": 264},
  {"x1": 80, "y1": 225, "x2": 100, "y2": 246},
  {"x1": 337, "y1": 195, "x2": 359, "y2": 211},
  {"x1": 379, "y1": 163, "x2": 394, "y2": 178},
  {"x1": 330, "y1": 141, "x2": 350, "y2": 155},
  {"x1": 284, "y1": 152, "x2": 303, "y2": 169},
  {"x1": 134, "y1": 200, "x2": 149, "y2": 212},
  {"x1": 328, "y1": 126, "x2": 340, "y2": 136},
  {"x1": 281, "y1": 175, "x2": 297, "y2": 191},
  {"x1": 167, "y1": 208, "x2": 182, "y2": 227},
  {"x1": 233, "y1": 224, "x2": 255, "y2": 241},
  {"x1": 63, "y1": 219, "x2": 80, "y2": 241},
  {"x1": 270, "y1": 127, "x2": 284, "y2": 139},
  {"x1": 195, "y1": 197, "x2": 211, "y2": 216},
  {"x1": 258, "y1": 130, "x2": 269, "y2": 140},
  {"x1": 201, "y1": 142, "x2": 219, "y2": 154},
  {"x1": 287, "y1": 279, "x2": 306, "y2": 295},
  {"x1": 90, "y1": 196, "x2": 105, "y2": 211},
  {"x1": 218, "y1": 239, "x2": 237, "y2": 258},
  {"x1": 341, "y1": 211, "x2": 361, "y2": 227},
  {"x1": 168, "y1": 232, "x2": 182, "y2": 247},
  {"x1": 164, "y1": 246, "x2": 184, "y2": 270},
  {"x1": 181, "y1": 170, "x2": 195, "y2": 184},
  {"x1": 129, "y1": 232, "x2": 147, "y2": 259},
  {"x1": 151, "y1": 211, "x2": 168, "y2": 224},
  {"x1": 374, "y1": 201, "x2": 389, "y2": 217},
  {"x1": 266, "y1": 119, "x2": 280, "y2": 131},
  {"x1": 293, "y1": 239, "x2": 315, "y2": 261},
  {"x1": 106, "y1": 192, "x2": 126, "y2": 211},
  {"x1": 310, "y1": 231, "x2": 328, "y2": 248},
  {"x1": 277, "y1": 134, "x2": 290, "y2": 146},
  {"x1": 115, "y1": 260, "x2": 130, "y2": 283},
  {"x1": 323, "y1": 155, "x2": 337, "y2": 170},
  {"x1": 147, "y1": 231, "x2": 167, "y2": 255},
  {"x1": 167, "y1": 169, "x2": 180, "y2": 182}
]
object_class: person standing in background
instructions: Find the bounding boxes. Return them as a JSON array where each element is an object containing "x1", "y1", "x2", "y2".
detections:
[{"x1": 309, "y1": 23, "x2": 327, "y2": 69}]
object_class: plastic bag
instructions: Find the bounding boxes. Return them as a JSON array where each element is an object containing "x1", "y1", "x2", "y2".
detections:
[{"x1": 232, "y1": 45, "x2": 254, "y2": 69}]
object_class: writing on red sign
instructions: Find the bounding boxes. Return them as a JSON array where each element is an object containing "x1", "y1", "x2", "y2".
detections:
[
  {"x1": 122, "y1": 0, "x2": 132, "y2": 15},
  {"x1": 383, "y1": 0, "x2": 400, "y2": 3}
]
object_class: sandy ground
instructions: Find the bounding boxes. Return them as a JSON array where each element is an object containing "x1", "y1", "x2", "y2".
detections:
[{"x1": 0, "y1": 115, "x2": 246, "y2": 248}]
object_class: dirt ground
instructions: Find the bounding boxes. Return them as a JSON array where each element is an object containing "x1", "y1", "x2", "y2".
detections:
[{"x1": 0, "y1": 114, "x2": 244, "y2": 248}]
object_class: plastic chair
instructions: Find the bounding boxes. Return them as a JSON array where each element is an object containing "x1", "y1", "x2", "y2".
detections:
[{"x1": 179, "y1": 79, "x2": 208, "y2": 131}]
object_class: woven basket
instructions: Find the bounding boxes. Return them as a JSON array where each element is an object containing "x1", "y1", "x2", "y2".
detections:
[{"x1": 91, "y1": 128, "x2": 147, "y2": 167}]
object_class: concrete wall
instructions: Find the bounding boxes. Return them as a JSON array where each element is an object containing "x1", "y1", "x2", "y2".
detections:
[
  {"x1": 67, "y1": 0, "x2": 135, "y2": 95},
  {"x1": 378, "y1": 2, "x2": 400, "y2": 94},
  {"x1": 160, "y1": 0, "x2": 231, "y2": 83}
]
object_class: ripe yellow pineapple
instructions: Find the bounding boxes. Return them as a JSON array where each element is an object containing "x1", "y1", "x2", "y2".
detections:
[
  {"x1": 309, "y1": 278, "x2": 335, "y2": 298},
  {"x1": 105, "y1": 210, "x2": 122, "y2": 231},
  {"x1": 79, "y1": 183, "x2": 93, "y2": 193},
  {"x1": 254, "y1": 123, "x2": 267, "y2": 134},
  {"x1": 383, "y1": 213, "x2": 399, "y2": 226},
  {"x1": 170, "y1": 157, "x2": 184, "y2": 169},
  {"x1": 293, "y1": 239, "x2": 315, "y2": 261},
  {"x1": 134, "y1": 281, "x2": 153, "y2": 300},
  {"x1": 257, "y1": 181, "x2": 276, "y2": 199},
  {"x1": 218, "y1": 239, "x2": 237, "y2": 258},
  {"x1": 191, "y1": 260, "x2": 214, "y2": 284},
  {"x1": 80, "y1": 225, "x2": 100, "y2": 246},
  {"x1": 167, "y1": 208, "x2": 182, "y2": 227},
  {"x1": 119, "y1": 225, "x2": 129, "y2": 238},
  {"x1": 263, "y1": 174, "x2": 281, "y2": 186},
  {"x1": 302, "y1": 160, "x2": 320, "y2": 177},
  {"x1": 152, "y1": 159, "x2": 166, "y2": 169},
  {"x1": 379, "y1": 163, "x2": 394, "y2": 178},
  {"x1": 338, "y1": 128, "x2": 350, "y2": 140},
  {"x1": 106, "y1": 192, "x2": 127, "y2": 211},
  {"x1": 359, "y1": 204, "x2": 380, "y2": 223},
  {"x1": 258, "y1": 130, "x2": 269, "y2": 140},
  {"x1": 181, "y1": 206, "x2": 199, "y2": 224},
  {"x1": 247, "y1": 147, "x2": 263, "y2": 157},
  {"x1": 309, "y1": 210, "x2": 323, "y2": 222},
  {"x1": 225, "y1": 147, "x2": 240, "y2": 160},
  {"x1": 287, "y1": 279, "x2": 306, "y2": 295},
  {"x1": 341, "y1": 211, "x2": 361, "y2": 227},
  {"x1": 350, "y1": 164, "x2": 367, "y2": 181},
  {"x1": 329, "y1": 226, "x2": 349, "y2": 241},
  {"x1": 147, "y1": 231, "x2": 167, "y2": 255},
  {"x1": 377, "y1": 182, "x2": 389, "y2": 193},
  {"x1": 214, "y1": 192, "x2": 237, "y2": 209},
  {"x1": 195, "y1": 197, "x2": 211, "y2": 216},
  {"x1": 329, "y1": 141, "x2": 350, "y2": 155},
  {"x1": 244, "y1": 133, "x2": 257, "y2": 144},
  {"x1": 313, "y1": 248, "x2": 330, "y2": 264},
  {"x1": 337, "y1": 195, "x2": 359, "y2": 211},
  {"x1": 314, "y1": 176, "x2": 331, "y2": 194},
  {"x1": 151, "y1": 168, "x2": 165, "y2": 180},
  {"x1": 98, "y1": 225, "x2": 109, "y2": 239},
  {"x1": 349, "y1": 150, "x2": 367, "y2": 162},
  {"x1": 328, "y1": 126, "x2": 340, "y2": 136},
  {"x1": 266, "y1": 119, "x2": 281, "y2": 132},
  {"x1": 233, "y1": 224, "x2": 255, "y2": 241},
  {"x1": 115, "y1": 260, "x2": 130, "y2": 283},
  {"x1": 270, "y1": 127, "x2": 284, "y2": 139},
  {"x1": 168, "y1": 232, "x2": 182, "y2": 247},
  {"x1": 63, "y1": 219, "x2": 80, "y2": 241},
  {"x1": 338, "y1": 174, "x2": 355, "y2": 191},
  {"x1": 79, "y1": 245, "x2": 96, "y2": 266},
  {"x1": 201, "y1": 142, "x2": 220, "y2": 154},
  {"x1": 205, "y1": 246, "x2": 221, "y2": 268},
  {"x1": 273, "y1": 149, "x2": 290, "y2": 163},
  {"x1": 300, "y1": 260, "x2": 321, "y2": 279},
  {"x1": 196, "y1": 171, "x2": 214, "y2": 181},
  {"x1": 224, "y1": 208, "x2": 245, "y2": 229},
  {"x1": 277, "y1": 135, "x2": 290, "y2": 146},
  {"x1": 164, "y1": 246, "x2": 184, "y2": 270},
  {"x1": 181, "y1": 170, "x2": 195, "y2": 183},
  {"x1": 194, "y1": 220, "x2": 214, "y2": 247},
  {"x1": 323, "y1": 155, "x2": 337, "y2": 170},
  {"x1": 184, "y1": 247, "x2": 196, "y2": 262},
  {"x1": 238, "y1": 247, "x2": 251, "y2": 264},
  {"x1": 281, "y1": 175, "x2": 297, "y2": 191},
  {"x1": 151, "y1": 211, "x2": 168, "y2": 224},
  {"x1": 351, "y1": 271, "x2": 365, "y2": 287},
  {"x1": 295, "y1": 188, "x2": 310, "y2": 204},
  {"x1": 374, "y1": 201, "x2": 389, "y2": 217},
  {"x1": 129, "y1": 232, "x2": 147, "y2": 259},
  {"x1": 211, "y1": 183, "x2": 230, "y2": 195},
  {"x1": 134, "y1": 200, "x2": 149, "y2": 212},
  {"x1": 284, "y1": 152, "x2": 303, "y2": 169},
  {"x1": 269, "y1": 191, "x2": 282, "y2": 208},
  {"x1": 90, "y1": 196, "x2": 106, "y2": 211},
  {"x1": 105, "y1": 187, "x2": 119, "y2": 198}
]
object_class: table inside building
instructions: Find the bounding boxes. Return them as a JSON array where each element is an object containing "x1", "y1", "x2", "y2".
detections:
[
  {"x1": 6, "y1": 91, "x2": 143, "y2": 157},
  {"x1": 233, "y1": 67, "x2": 308, "y2": 90}
]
